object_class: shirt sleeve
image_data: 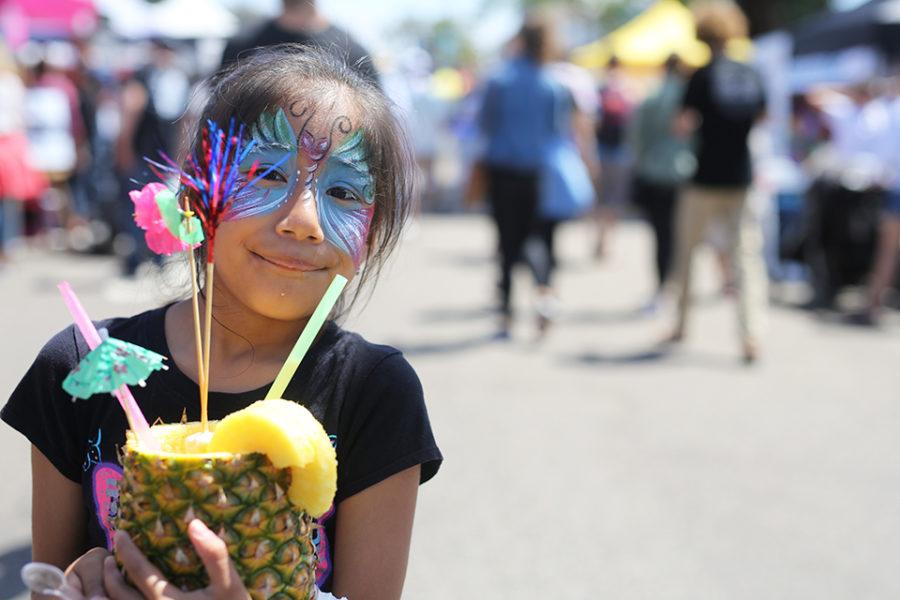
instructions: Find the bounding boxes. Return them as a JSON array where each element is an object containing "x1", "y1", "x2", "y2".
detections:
[
  {"x1": 335, "y1": 353, "x2": 442, "y2": 503},
  {"x1": 1, "y1": 326, "x2": 86, "y2": 482}
]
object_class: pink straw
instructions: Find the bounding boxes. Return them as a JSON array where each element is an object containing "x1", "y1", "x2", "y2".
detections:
[{"x1": 57, "y1": 282, "x2": 160, "y2": 451}]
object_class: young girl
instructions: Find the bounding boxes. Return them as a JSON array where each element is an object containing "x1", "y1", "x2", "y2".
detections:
[{"x1": 1, "y1": 46, "x2": 442, "y2": 600}]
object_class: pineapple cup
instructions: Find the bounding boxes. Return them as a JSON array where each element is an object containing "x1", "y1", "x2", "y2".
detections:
[{"x1": 117, "y1": 422, "x2": 318, "y2": 600}]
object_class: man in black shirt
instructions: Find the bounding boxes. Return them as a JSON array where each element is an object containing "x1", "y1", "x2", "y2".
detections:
[
  {"x1": 220, "y1": 0, "x2": 379, "y2": 87},
  {"x1": 669, "y1": 1, "x2": 767, "y2": 363}
]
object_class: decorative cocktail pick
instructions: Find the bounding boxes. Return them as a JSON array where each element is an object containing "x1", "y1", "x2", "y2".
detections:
[
  {"x1": 58, "y1": 282, "x2": 160, "y2": 451},
  {"x1": 129, "y1": 180, "x2": 207, "y2": 429},
  {"x1": 266, "y1": 274, "x2": 348, "y2": 400},
  {"x1": 130, "y1": 182, "x2": 203, "y2": 255},
  {"x1": 145, "y1": 119, "x2": 292, "y2": 432},
  {"x1": 62, "y1": 329, "x2": 168, "y2": 400}
]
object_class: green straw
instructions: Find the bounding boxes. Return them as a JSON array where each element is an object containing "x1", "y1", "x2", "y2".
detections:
[{"x1": 266, "y1": 274, "x2": 348, "y2": 399}]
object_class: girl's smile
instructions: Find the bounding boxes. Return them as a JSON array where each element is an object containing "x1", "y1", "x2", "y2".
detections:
[{"x1": 248, "y1": 247, "x2": 329, "y2": 274}]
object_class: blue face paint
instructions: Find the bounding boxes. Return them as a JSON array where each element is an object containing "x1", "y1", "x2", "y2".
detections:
[
  {"x1": 228, "y1": 109, "x2": 298, "y2": 220},
  {"x1": 229, "y1": 107, "x2": 376, "y2": 264},
  {"x1": 315, "y1": 129, "x2": 375, "y2": 263}
]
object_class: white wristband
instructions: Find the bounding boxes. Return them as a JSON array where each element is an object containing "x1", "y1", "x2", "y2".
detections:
[{"x1": 315, "y1": 586, "x2": 347, "y2": 600}]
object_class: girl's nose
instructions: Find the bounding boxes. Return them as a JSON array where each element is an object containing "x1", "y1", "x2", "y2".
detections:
[{"x1": 276, "y1": 187, "x2": 325, "y2": 242}]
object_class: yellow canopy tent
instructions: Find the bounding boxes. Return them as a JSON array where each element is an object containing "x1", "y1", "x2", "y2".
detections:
[{"x1": 571, "y1": 0, "x2": 751, "y2": 70}]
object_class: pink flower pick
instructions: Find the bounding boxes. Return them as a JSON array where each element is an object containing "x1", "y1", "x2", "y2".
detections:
[{"x1": 130, "y1": 182, "x2": 201, "y2": 255}]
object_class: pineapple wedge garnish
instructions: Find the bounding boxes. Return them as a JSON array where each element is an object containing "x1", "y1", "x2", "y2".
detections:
[{"x1": 208, "y1": 399, "x2": 337, "y2": 518}]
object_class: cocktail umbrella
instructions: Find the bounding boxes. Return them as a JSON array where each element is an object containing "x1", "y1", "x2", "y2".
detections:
[
  {"x1": 58, "y1": 283, "x2": 160, "y2": 451},
  {"x1": 63, "y1": 329, "x2": 168, "y2": 400}
]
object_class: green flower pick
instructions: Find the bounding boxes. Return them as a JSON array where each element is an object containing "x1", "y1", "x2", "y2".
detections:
[{"x1": 155, "y1": 188, "x2": 204, "y2": 245}]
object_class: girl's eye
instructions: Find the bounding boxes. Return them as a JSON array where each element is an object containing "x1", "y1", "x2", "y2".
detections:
[
  {"x1": 259, "y1": 168, "x2": 288, "y2": 184},
  {"x1": 326, "y1": 186, "x2": 359, "y2": 203}
]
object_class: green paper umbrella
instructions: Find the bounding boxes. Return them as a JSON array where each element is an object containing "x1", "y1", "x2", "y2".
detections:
[{"x1": 63, "y1": 331, "x2": 168, "y2": 400}]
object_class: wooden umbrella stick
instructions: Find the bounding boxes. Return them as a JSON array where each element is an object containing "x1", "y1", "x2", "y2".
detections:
[{"x1": 201, "y1": 261, "x2": 215, "y2": 432}]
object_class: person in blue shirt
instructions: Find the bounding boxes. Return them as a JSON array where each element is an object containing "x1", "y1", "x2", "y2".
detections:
[{"x1": 479, "y1": 15, "x2": 570, "y2": 337}]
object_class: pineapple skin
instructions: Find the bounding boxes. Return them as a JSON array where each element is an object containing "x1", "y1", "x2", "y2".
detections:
[{"x1": 117, "y1": 447, "x2": 317, "y2": 600}]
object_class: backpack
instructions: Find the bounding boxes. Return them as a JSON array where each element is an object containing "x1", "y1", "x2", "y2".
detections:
[{"x1": 596, "y1": 84, "x2": 630, "y2": 147}]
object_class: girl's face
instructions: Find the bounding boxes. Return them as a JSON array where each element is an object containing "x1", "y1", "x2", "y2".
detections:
[{"x1": 214, "y1": 95, "x2": 375, "y2": 322}]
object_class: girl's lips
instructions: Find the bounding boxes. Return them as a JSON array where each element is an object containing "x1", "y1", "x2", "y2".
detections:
[{"x1": 251, "y1": 250, "x2": 325, "y2": 272}]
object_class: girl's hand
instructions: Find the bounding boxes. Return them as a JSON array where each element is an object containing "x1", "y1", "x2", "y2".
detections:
[
  {"x1": 66, "y1": 547, "x2": 113, "y2": 600},
  {"x1": 103, "y1": 520, "x2": 249, "y2": 600}
]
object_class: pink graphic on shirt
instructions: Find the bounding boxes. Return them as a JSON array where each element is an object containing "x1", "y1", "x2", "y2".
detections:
[
  {"x1": 92, "y1": 462, "x2": 123, "y2": 549},
  {"x1": 315, "y1": 502, "x2": 335, "y2": 586},
  {"x1": 314, "y1": 433, "x2": 337, "y2": 587}
]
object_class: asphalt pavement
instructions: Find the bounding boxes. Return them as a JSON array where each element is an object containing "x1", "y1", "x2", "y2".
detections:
[{"x1": 1, "y1": 215, "x2": 899, "y2": 599}]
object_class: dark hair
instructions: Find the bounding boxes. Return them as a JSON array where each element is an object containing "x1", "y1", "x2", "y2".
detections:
[
  {"x1": 184, "y1": 45, "x2": 415, "y2": 315},
  {"x1": 518, "y1": 13, "x2": 559, "y2": 64},
  {"x1": 664, "y1": 53, "x2": 680, "y2": 74}
]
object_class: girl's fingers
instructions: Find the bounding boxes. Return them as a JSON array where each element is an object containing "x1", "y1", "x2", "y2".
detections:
[
  {"x1": 102, "y1": 556, "x2": 143, "y2": 600},
  {"x1": 64, "y1": 571, "x2": 87, "y2": 600},
  {"x1": 67, "y1": 547, "x2": 112, "y2": 600},
  {"x1": 112, "y1": 530, "x2": 175, "y2": 600},
  {"x1": 186, "y1": 520, "x2": 242, "y2": 595}
]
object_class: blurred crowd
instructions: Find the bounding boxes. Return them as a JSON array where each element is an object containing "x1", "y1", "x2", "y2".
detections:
[
  {"x1": 467, "y1": 0, "x2": 900, "y2": 356},
  {"x1": 1, "y1": 0, "x2": 899, "y2": 356}
]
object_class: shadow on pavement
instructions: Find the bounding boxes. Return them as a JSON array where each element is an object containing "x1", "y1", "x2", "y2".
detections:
[
  {"x1": 417, "y1": 306, "x2": 497, "y2": 324},
  {"x1": 432, "y1": 251, "x2": 493, "y2": 268},
  {"x1": 561, "y1": 307, "x2": 646, "y2": 325},
  {"x1": 0, "y1": 544, "x2": 30, "y2": 600},
  {"x1": 393, "y1": 333, "x2": 502, "y2": 356},
  {"x1": 564, "y1": 347, "x2": 747, "y2": 370},
  {"x1": 565, "y1": 348, "x2": 669, "y2": 366}
]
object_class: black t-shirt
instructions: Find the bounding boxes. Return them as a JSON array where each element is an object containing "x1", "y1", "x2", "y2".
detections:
[
  {"x1": 682, "y1": 56, "x2": 765, "y2": 187},
  {"x1": 1, "y1": 305, "x2": 441, "y2": 593},
  {"x1": 221, "y1": 20, "x2": 379, "y2": 87}
]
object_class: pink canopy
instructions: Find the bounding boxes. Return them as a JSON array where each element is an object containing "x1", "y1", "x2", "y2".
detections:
[{"x1": 0, "y1": 0, "x2": 97, "y2": 44}]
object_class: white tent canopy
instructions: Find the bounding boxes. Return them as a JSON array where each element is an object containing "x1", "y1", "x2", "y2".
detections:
[{"x1": 96, "y1": 0, "x2": 238, "y2": 39}]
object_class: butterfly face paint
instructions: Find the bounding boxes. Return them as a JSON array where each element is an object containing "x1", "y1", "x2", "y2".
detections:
[{"x1": 228, "y1": 107, "x2": 375, "y2": 264}]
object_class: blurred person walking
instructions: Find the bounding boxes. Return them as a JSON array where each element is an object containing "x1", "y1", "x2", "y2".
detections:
[
  {"x1": 862, "y1": 83, "x2": 900, "y2": 325},
  {"x1": 539, "y1": 56, "x2": 600, "y2": 328},
  {"x1": 594, "y1": 55, "x2": 634, "y2": 259},
  {"x1": 629, "y1": 54, "x2": 694, "y2": 313},
  {"x1": 220, "y1": 0, "x2": 378, "y2": 86},
  {"x1": 115, "y1": 39, "x2": 191, "y2": 276},
  {"x1": 478, "y1": 15, "x2": 573, "y2": 337},
  {"x1": 668, "y1": 1, "x2": 767, "y2": 362},
  {"x1": 0, "y1": 43, "x2": 47, "y2": 258}
]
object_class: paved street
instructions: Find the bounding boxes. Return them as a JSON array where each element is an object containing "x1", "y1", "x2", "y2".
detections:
[{"x1": 1, "y1": 215, "x2": 899, "y2": 599}]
